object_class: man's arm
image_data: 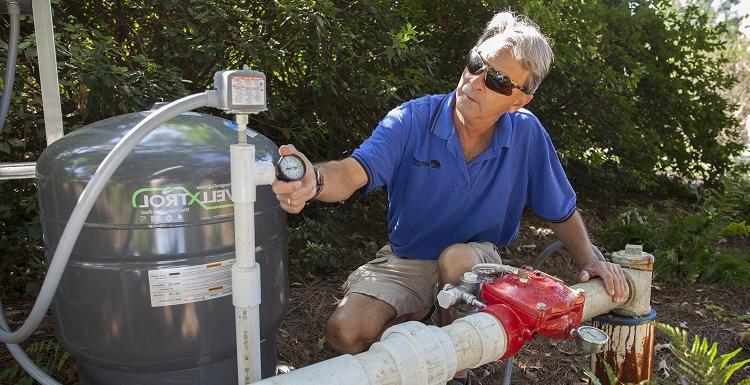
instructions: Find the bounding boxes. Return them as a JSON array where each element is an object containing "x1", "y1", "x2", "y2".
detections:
[
  {"x1": 271, "y1": 144, "x2": 368, "y2": 213},
  {"x1": 547, "y1": 210, "x2": 629, "y2": 303}
]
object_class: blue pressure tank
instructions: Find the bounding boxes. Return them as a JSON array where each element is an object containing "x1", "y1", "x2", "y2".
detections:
[{"x1": 35, "y1": 110, "x2": 287, "y2": 384}]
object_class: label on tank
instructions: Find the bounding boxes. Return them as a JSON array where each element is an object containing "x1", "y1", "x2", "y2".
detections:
[
  {"x1": 148, "y1": 259, "x2": 235, "y2": 307},
  {"x1": 132, "y1": 183, "x2": 233, "y2": 224}
]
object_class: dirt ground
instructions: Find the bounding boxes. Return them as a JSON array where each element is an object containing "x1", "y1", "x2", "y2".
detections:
[{"x1": 1, "y1": 195, "x2": 749, "y2": 384}]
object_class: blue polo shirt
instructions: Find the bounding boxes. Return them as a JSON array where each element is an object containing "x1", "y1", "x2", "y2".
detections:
[{"x1": 351, "y1": 92, "x2": 576, "y2": 260}]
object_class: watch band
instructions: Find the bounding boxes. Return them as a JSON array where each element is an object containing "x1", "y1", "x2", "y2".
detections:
[{"x1": 312, "y1": 166, "x2": 324, "y2": 200}]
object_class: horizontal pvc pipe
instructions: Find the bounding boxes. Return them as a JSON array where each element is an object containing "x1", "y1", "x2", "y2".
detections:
[
  {"x1": 252, "y1": 313, "x2": 507, "y2": 385},
  {"x1": 0, "y1": 162, "x2": 35, "y2": 180},
  {"x1": 573, "y1": 278, "x2": 628, "y2": 322}
]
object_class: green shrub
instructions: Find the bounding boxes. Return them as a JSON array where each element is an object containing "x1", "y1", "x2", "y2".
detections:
[
  {"x1": 599, "y1": 205, "x2": 750, "y2": 287},
  {"x1": 0, "y1": 0, "x2": 745, "y2": 293}
]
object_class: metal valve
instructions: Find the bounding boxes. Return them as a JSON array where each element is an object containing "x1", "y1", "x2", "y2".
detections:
[{"x1": 437, "y1": 284, "x2": 485, "y2": 309}]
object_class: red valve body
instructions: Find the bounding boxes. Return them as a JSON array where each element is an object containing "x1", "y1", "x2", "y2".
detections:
[{"x1": 480, "y1": 269, "x2": 585, "y2": 359}]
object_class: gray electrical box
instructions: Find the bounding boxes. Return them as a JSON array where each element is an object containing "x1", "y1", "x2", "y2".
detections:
[{"x1": 214, "y1": 70, "x2": 268, "y2": 114}]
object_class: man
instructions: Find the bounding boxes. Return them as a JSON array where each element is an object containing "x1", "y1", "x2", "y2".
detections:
[{"x1": 272, "y1": 11, "x2": 628, "y2": 384}]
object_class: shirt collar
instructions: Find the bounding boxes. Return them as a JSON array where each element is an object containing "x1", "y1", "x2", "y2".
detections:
[{"x1": 431, "y1": 91, "x2": 513, "y2": 150}]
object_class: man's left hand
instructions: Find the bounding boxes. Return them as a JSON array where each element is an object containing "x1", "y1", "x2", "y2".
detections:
[{"x1": 578, "y1": 260, "x2": 629, "y2": 303}]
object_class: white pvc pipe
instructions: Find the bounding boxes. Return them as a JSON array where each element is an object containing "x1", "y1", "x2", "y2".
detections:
[
  {"x1": 573, "y1": 280, "x2": 625, "y2": 322},
  {"x1": 252, "y1": 313, "x2": 507, "y2": 385},
  {"x1": 230, "y1": 114, "x2": 275, "y2": 384},
  {"x1": 32, "y1": 0, "x2": 64, "y2": 144},
  {"x1": 0, "y1": 162, "x2": 35, "y2": 180}
]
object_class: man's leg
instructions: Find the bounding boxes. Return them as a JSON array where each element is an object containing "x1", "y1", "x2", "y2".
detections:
[
  {"x1": 327, "y1": 245, "x2": 437, "y2": 354},
  {"x1": 326, "y1": 293, "x2": 430, "y2": 354}
]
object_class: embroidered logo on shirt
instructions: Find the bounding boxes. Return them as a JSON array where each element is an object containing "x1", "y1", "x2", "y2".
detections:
[{"x1": 412, "y1": 157, "x2": 441, "y2": 169}]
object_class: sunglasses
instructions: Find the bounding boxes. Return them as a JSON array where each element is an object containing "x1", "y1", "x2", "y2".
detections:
[{"x1": 465, "y1": 49, "x2": 531, "y2": 96}]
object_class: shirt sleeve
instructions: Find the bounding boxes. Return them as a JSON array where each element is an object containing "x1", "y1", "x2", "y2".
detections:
[
  {"x1": 527, "y1": 126, "x2": 577, "y2": 223},
  {"x1": 351, "y1": 105, "x2": 410, "y2": 194}
]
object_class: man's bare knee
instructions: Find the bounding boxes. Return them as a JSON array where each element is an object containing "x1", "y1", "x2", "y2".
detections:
[
  {"x1": 325, "y1": 293, "x2": 396, "y2": 354},
  {"x1": 437, "y1": 243, "x2": 481, "y2": 285}
]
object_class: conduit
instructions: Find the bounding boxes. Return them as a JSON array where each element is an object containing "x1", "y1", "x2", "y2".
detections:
[{"x1": 0, "y1": 0, "x2": 20, "y2": 133}]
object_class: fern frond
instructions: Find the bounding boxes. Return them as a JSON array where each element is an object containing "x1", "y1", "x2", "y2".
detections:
[
  {"x1": 655, "y1": 322, "x2": 750, "y2": 384},
  {"x1": 719, "y1": 354, "x2": 750, "y2": 384}
]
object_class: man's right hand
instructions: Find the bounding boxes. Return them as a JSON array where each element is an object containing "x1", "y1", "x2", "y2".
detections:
[{"x1": 272, "y1": 144, "x2": 316, "y2": 214}]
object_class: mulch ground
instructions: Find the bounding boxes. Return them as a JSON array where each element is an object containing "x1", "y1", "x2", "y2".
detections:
[{"x1": 2, "y1": 195, "x2": 749, "y2": 384}]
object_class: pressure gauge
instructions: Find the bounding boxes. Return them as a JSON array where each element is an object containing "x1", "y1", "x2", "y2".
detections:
[
  {"x1": 277, "y1": 154, "x2": 306, "y2": 181},
  {"x1": 575, "y1": 326, "x2": 609, "y2": 354}
]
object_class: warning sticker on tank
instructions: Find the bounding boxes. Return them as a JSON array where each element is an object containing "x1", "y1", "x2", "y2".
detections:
[{"x1": 148, "y1": 259, "x2": 235, "y2": 307}]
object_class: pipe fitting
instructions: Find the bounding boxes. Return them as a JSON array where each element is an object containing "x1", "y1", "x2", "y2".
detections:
[{"x1": 611, "y1": 245, "x2": 654, "y2": 317}]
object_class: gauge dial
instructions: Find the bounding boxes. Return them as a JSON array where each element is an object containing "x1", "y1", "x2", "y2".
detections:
[
  {"x1": 277, "y1": 154, "x2": 306, "y2": 181},
  {"x1": 577, "y1": 326, "x2": 609, "y2": 344}
]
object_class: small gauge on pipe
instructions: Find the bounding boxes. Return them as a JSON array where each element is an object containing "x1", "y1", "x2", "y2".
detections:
[
  {"x1": 575, "y1": 325, "x2": 609, "y2": 353},
  {"x1": 276, "y1": 154, "x2": 306, "y2": 181}
]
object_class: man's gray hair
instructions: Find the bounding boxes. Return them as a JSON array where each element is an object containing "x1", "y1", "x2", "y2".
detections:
[{"x1": 476, "y1": 11, "x2": 553, "y2": 94}]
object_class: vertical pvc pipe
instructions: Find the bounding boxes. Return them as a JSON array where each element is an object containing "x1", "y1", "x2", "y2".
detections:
[
  {"x1": 31, "y1": 0, "x2": 64, "y2": 144},
  {"x1": 231, "y1": 113, "x2": 275, "y2": 383},
  {"x1": 231, "y1": 138, "x2": 262, "y2": 384}
]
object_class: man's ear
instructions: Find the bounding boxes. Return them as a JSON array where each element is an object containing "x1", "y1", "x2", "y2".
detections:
[{"x1": 508, "y1": 94, "x2": 533, "y2": 113}]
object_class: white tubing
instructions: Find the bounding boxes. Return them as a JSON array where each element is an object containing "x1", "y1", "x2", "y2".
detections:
[
  {"x1": 251, "y1": 313, "x2": 507, "y2": 385},
  {"x1": 0, "y1": 91, "x2": 218, "y2": 344}
]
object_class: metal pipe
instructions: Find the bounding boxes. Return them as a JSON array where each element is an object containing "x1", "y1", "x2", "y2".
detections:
[
  {"x1": 590, "y1": 244, "x2": 656, "y2": 385},
  {"x1": 31, "y1": 0, "x2": 63, "y2": 144},
  {"x1": 0, "y1": 161, "x2": 35, "y2": 180},
  {"x1": 592, "y1": 311, "x2": 657, "y2": 385}
]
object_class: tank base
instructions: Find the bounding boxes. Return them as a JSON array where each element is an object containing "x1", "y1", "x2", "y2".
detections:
[{"x1": 78, "y1": 337, "x2": 277, "y2": 385}]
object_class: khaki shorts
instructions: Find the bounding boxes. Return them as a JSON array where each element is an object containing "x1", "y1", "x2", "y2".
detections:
[{"x1": 343, "y1": 242, "x2": 502, "y2": 317}]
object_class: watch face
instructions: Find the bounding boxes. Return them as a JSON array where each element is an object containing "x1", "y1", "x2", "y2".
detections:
[{"x1": 278, "y1": 155, "x2": 306, "y2": 181}]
